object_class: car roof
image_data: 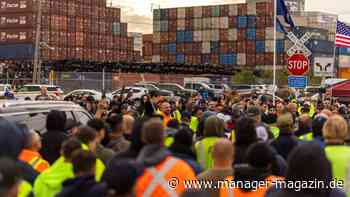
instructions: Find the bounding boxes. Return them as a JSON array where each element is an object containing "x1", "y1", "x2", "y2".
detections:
[
  {"x1": 70, "y1": 89, "x2": 100, "y2": 93},
  {"x1": 23, "y1": 84, "x2": 60, "y2": 87},
  {"x1": 0, "y1": 101, "x2": 85, "y2": 115}
]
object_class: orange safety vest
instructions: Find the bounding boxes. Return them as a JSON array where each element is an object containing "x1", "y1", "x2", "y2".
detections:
[
  {"x1": 159, "y1": 111, "x2": 172, "y2": 127},
  {"x1": 220, "y1": 176, "x2": 284, "y2": 197},
  {"x1": 18, "y1": 149, "x2": 50, "y2": 173},
  {"x1": 135, "y1": 156, "x2": 196, "y2": 197}
]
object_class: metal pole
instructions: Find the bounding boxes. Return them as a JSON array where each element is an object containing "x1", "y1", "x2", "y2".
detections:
[
  {"x1": 332, "y1": 17, "x2": 338, "y2": 78},
  {"x1": 273, "y1": 0, "x2": 277, "y2": 105},
  {"x1": 102, "y1": 67, "x2": 105, "y2": 92},
  {"x1": 33, "y1": 0, "x2": 42, "y2": 84},
  {"x1": 6, "y1": 69, "x2": 9, "y2": 85}
]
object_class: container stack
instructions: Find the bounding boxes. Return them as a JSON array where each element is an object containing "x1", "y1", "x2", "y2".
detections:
[
  {"x1": 152, "y1": 2, "x2": 286, "y2": 68},
  {"x1": 0, "y1": 0, "x2": 134, "y2": 62},
  {"x1": 143, "y1": 34, "x2": 153, "y2": 62}
]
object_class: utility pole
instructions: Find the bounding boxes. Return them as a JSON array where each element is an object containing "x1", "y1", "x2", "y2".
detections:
[{"x1": 33, "y1": 0, "x2": 42, "y2": 84}]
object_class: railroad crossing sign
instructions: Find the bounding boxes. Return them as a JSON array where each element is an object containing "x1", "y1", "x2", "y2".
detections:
[
  {"x1": 287, "y1": 53, "x2": 309, "y2": 76},
  {"x1": 287, "y1": 32, "x2": 312, "y2": 57}
]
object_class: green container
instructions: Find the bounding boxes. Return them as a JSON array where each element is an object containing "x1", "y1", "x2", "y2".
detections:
[
  {"x1": 153, "y1": 9, "x2": 160, "y2": 20},
  {"x1": 212, "y1": 6, "x2": 220, "y2": 17}
]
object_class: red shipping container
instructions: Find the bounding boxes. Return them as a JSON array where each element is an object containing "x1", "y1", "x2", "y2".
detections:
[
  {"x1": 256, "y1": 16, "x2": 266, "y2": 28},
  {"x1": 185, "y1": 55, "x2": 193, "y2": 64},
  {"x1": 192, "y1": 42, "x2": 201, "y2": 55},
  {"x1": 0, "y1": 0, "x2": 35, "y2": 13},
  {"x1": 184, "y1": 43, "x2": 193, "y2": 54},
  {"x1": 211, "y1": 55, "x2": 219, "y2": 65},
  {"x1": 265, "y1": 16, "x2": 273, "y2": 27},
  {"x1": 256, "y1": 29, "x2": 265, "y2": 40},
  {"x1": 168, "y1": 32, "x2": 176, "y2": 43},
  {"x1": 237, "y1": 41, "x2": 246, "y2": 53},
  {"x1": 220, "y1": 5, "x2": 229, "y2": 17},
  {"x1": 277, "y1": 54, "x2": 286, "y2": 65},
  {"x1": 265, "y1": 53, "x2": 273, "y2": 65},
  {"x1": 219, "y1": 30, "x2": 229, "y2": 41},
  {"x1": 169, "y1": 8, "x2": 177, "y2": 20},
  {"x1": 193, "y1": 55, "x2": 201, "y2": 64},
  {"x1": 160, "y1": 32, "x2": 168, "y2": 44},
  {"x1": 177, "y1": 43, "x2": 185, "y2": 53},
  {"x1": 160, "y1": 55, "x2": 168, "y2": 62},
  {"x1": 185, "y1": 19, "x2": 193, "y2": 30},
  {"x1": 186, "y1": 7, "x2": 194, "y2": 19},
  {"x1": 203, "y1": 6, "x2": 211, "y2": 17},
  {"x1": 246, "y1": 54, "x2": 256, "y2": 66},
  {"x1": 246, "y1": 41, "x2": 255, "y2": 54},
  {"x1": 160, "y1": 44, "x2": 168, "y2": 55},
  {"x1": 153, "y1": 44, "x2": 160, "y2": 55},
  {"x1": 168, "y1": 55, "x2": 176, "y2": 63},
  {"x1": 228, "y1": 42, "x2": 237, "y2": 53},
  {"x1": 228, "y1": 16, "x2": 237, "y2": 28},
  {"x1": 237, "y1": 29, "x2": 246, "y2": 40},
  {"x1": 256, "y1": 54, "x2": 265, "y2": 65},
  {"x1": 168, "y1": 20, "x2": 177, "y2": 32},
  {"x1": 0, "y1": 13, "x2": 34, "y2": 29},
  {"x1": 256, "y1": 2, "x2": 272, "y2": 16},
  {"x1": 220, "y1": 42, "x2": 229, "y2": 54},
  {"x1": 237, "y1": 4, "x2": 247, "y2": 16}
]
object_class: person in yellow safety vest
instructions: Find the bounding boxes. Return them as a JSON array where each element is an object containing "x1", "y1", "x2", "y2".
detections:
[
  {"x1": 265, "y1": 143, "x2": 347, "y2": 197},
  {"x1": 298, "y1": 102, "x2": 316, "y2": 118},
  {"x1": 295, "y1": 114, "x2": 313, "y2": 141},
  {"x1": 164, "y1": 119, "x2": 180, "y2": 147},
  {"x1": 195, "y1": 116, "x2": 225, "y2": 170},
  {"x1": 19, "y1": 130, "x2": 50, "y2": 173},
  {"x1": 190, "y1": 106, "x2": 204, "y2": 133},
  {"x1": 323, "y1": 115, "x2": 350, "y2": 197},
  {"x1": 170, "y1": 100, "x2": 182, "y2": 123},
  {"x1": 33, "y1": 138, "x2": 82, "y2": 197}
]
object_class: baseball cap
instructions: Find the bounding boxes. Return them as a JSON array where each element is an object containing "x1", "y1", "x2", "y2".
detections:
[{"x1": 247, "y1": 106, "x2": 261, "y2": 117}]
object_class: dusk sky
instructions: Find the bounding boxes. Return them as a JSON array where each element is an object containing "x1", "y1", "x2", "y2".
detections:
[{"x1": 107, "y1": 0, "x2": 350, "y2": 34}]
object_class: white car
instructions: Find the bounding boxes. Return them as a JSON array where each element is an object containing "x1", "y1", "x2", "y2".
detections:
[
  {"x1": 0, "y1": 84, "x2": 13, "y2": 97},
  {"x1": 15, "y1": 84, "x2": 64, "y2": 100},
  {"x1": 108, "y1": 87, "x2": 148, "y2": 100},
  {"x1": 64, "y1": 89, "x2": 103, "y2": 101}
]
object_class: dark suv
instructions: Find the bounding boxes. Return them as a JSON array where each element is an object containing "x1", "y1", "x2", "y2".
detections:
[{"x1": 156, "y1": 83, "x2": 197, "y2": 98}]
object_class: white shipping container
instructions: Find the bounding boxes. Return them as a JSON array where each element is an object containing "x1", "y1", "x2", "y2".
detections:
[
  {"x1": 193, "y1": 31, "x2": 202, "y2": 41},
  {"x1": 194, "y1": 18, "x2": 202, "y2": 30},
  {"x1": 211, "y1": 29, "x2": 220, "y2": 41},
  {"x1": 153, "y1": 32, "x2": 160, "y2": 44},
  {"x1": 265, "y1": 27, "x2": 274, "y2": 40},
  {"x1": 202, "y1": 18, "x2": 211, "y2": 29},
  {"x1": 237, "y1": 53, "x2": 246, "y2": 66},
  {"x1": 152, "y1": 55, "x2": 160, "y2": 63},
  {"x1": 284, "y1": 39, "x2": 293, "y2": 52},
  {"x1": 177, "y1": 8, "x2": 186, "y2": 19},
  {"x1": 202, "y1": 30, "x2": 211, "y2": 41},
  {"x1": 202, "y1": 42, "x2": 211, "y2": 53},
  {"x1": 153, "y1": 21, "x2": 160, "y2": 32},
  {"x1": 194, "y1": 6, "x2": 203, "y2": 18},
  {"x1": 177, "y1": 19, "x2": 185, "y2": 30},
  {"x1": 229, "y1": 4, "x2": 238, "y2": 16},
  {"x1": 247, "y1": 3, "x2": 256, "y2": 15},
  {"x1": 228, "y1": 29, "x2": 237, "y2": 41},
  {"x1": 219, "y1": 17, "x2": 229, "y2": 29},
  {"x1": 265, "y1": 40, "x2": 274, "y2": 53},
  {"x1": 211, "y1": 17, "x2": 220, "y2": 29}
]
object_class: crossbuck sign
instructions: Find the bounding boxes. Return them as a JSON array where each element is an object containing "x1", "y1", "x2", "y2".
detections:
[{"x1": 286, "y1": 32, "x2": 312, "y2": 57}]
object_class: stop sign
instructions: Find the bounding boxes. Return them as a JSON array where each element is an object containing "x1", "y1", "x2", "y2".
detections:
[{"x1": 287, "y1": 54, "x2": 309, "y2": 75}]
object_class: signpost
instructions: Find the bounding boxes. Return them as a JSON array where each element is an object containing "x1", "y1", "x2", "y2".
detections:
[
  {"x1": 287, "y1": 53, "x2": 309, "y2": 75},
  {"x1": 288, "y1": 76, "x2": 308, "y2": 89}
]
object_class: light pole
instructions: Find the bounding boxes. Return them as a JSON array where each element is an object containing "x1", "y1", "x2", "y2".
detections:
[{"x1": 33, "y1": 0, "x2": 42, "y2": 84}]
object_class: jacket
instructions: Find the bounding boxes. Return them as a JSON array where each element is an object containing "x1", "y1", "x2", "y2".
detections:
[
  {"x1": 55, "y1": 175, "x2": 105, "y2": 197},
  {"x1": 19, "y1": 149, "x2": 50, "y2": 173},
  {"x1": 107, "y1": 135, "x2": 130, "y2": 155},
  {"x1": 169, "y1": 143, "x2": 202, "y2": 175},
  {"x1": 96, "y1": 144, "x2": 115, "y2": 165},
  {"x1": 270, "y1": 133, "x2": 299, "y2": 160},
  {"x1": 40, "y1": 131, "x2": 68, "y2": 164}
]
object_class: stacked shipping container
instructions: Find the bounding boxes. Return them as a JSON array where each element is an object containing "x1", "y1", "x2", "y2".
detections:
[
  {"x1": 152, "y1": 2, "x2": 287, "y2": 67},
  {"x1": 143, "y1": 34, "x2": 153, "y2": 62},
  {"x1": 0, "y1": 0, "x2": 135, "y2": 62}
]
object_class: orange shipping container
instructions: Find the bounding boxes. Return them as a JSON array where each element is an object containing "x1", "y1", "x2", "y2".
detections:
[
  {"x1": 237, "y1": 4, "x2": 247, "y2": 16},
  {"x1": 177, "y1": 43, "x2": 185, "y2": 53},
  {"x1": 246, "y1": 54, "x2": 255, "y2": 66},
  {"x1": 211, "y1": 55, "x2": 219, "y2": 65},
  {"x1": 168, "y1": 32, "x2": 176, "y2": 42},
  {"x1": 0, "y1": 13, "x2": 34, "y2": 28},
  {"x1": 237, "y1": 41, "x2": 246, "y2": 53},
  {"x1": 169, "y1": 8, "x2": 177, "y2": 19},
  {"x1": 0, "y1": 0, "x2": 34, "y2": 13},
  {"x1": 186, "y1": 7, "x2": 194, "y2": 19},
  {"x1": 237, "y1": 29, "x2": 246, "y2": 40},
  {"x1": 219, "y1": 30, "x2": 229, "y2": 41}
]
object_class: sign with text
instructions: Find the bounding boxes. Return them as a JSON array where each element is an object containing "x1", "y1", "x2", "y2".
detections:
[
  {"x1": 288, "y1": 76, "x2": 308, "y2": 89},
  {"x1": 287, "y1": 53, "x2": 309, "y2": 75}
]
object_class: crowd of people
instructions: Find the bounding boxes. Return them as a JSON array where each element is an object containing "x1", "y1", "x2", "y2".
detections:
[{"x1": 1, "y1": 88, "x2": 350, "y2": 197}]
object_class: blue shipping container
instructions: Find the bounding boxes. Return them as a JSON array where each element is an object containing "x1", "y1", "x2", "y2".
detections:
[
  {"x1": 338, "y1": 47, "x2": 350, "y2": 55},
  {"x1": 168, "y1": 43, "x2": 176, "y2": 54},
  {"x1": 256, "y1": 41, "x2": 265, "y2": 54},
  {"x1": 220, "y1": 54, "x2": 236, "y2": 65},
  {"x1": 211, "y1": 41, "x2": 220, "y2": 54},
  {"x1": 238, "y1": 16, "x2": 247, "y2": 28},
  {"x1": 276, "y1": 40, "x2": 284, "y2": 54},
  {"x1": 184, "y1": 31, "x2": 193, "y2": 42},
  {"x1": 247, "y1": 28, "x2": 256, "y2": 40},
  {"x1": 307, "y1": 39, "x2": 334, "y2": 54},
  {"x1": 247, "y1": 16, "x2": 256, "y2": 28},
  {"x1": 176, "y1": 31, "x2": 185, "y2": 43},
  {"x1": 0, "y1": 44, "x2": 34, "y2": 59},
  {"x1": 176, "y1": 54, "x2": 185, "y2": 64}
]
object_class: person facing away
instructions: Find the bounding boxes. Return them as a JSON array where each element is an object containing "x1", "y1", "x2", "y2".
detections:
[
  {"x1": 266, "y1": 143, "x2": 346, "y2": 197},
  {"x1": 197, "y1": 138, "x2": 234, "y2": 197},
  {"x1": 87, "y1": 119, "x2": 115, "y2": 165},
  {"x1": 40, "y1": 110, "x2": 68, "y2": 164},
  {"x1": 56, "y1": 150, "x2": 103, "y2": 197},
  {"x1": 106, "y1": 114, "x2": 130, "y2": 154},
  {"x1": 33, "y1": 138, "x2": 82, "y2": 197},
  {"x1": 322, "y1": 115, "x2": 350, "y2": 196},
  {"x1": 18, "y1": 129, "x2": 50, "y2": 173},
  {"x1": 195, "y1": 116, "x2": 225, "y2": 170},
  {"x1": 0, "y1": 158, "x2": 21, "y2": 197},
  {"x1": 135, "y1": 118, "x2": 196, "y2": 197}
]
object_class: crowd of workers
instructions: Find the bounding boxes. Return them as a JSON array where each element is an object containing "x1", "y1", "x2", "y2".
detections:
[{"x1": 1, "y1": 89, "x2": 350, "y2": 197}]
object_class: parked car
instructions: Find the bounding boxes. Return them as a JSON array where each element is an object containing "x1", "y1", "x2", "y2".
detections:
[
  {"x1": 0, "y1": 100, "x2": 93, "y2": 134},
  {"x1": 155, "y1": 83, "x2": 197, "y2": 98},
  {"x1": 108, "y1": 87, "x2": 148, "y2": 100},
  {"x1": 64, "y1": 89, "x2": 104, "y2": 101},
  {"x1": 230, "y1": 84, "x2": 255, "y2": 95},
  {"x1": 0, "y1": 84, "x2": 13, "y2": 98},
  {"x1": 184, "y1": 82, "x2": 221, "y2": 98},
  {"x1": 15, "y1": 84, "x2": 64, "y2": 100},
  {"x1": 134, "y1": 83, "x2": 174, "y2": 97}
]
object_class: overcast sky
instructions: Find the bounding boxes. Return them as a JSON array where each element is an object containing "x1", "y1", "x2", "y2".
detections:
[{"x1": 107, "y1": 0, "x2": 350, "y2": 34}]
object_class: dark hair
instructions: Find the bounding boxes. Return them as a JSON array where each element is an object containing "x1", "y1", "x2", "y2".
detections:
[
  {"x1": 87, "y1": 119, "x2": 107, "y2": 133},
  {"x1": 61, "y1": 138, "x2": 82, "y2": 160},
  {"x1": 312, "y1": 116, "x2": 327, "y2": 138},
  {"x1": 71, "y1": 150, "x2": 96, "y2": 175},
  {"x1": 245, "y1": 142, "x2": 276, "y2": 170},
  {"x1": 75, "y1": 126, "x2": 97, "y2": 145},
  {"x1": 0, "y1": 158, "x2": 19, "y2": 195},
  {"x1": 106, "y1": 114, "x2": 123, "y2": 133},
  {"x1": 46, "y1": 110, "x2": 67, "y2": 131},
  {"x1": 173, "y1": 127, "x2": 193, "y2": 147},
  {"x1": 235, "y1": 117, "x2": 258, "y2": 146}
]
